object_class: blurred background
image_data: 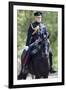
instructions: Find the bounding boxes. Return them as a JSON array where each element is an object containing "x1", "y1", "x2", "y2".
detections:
[{"x1": 17, "y1": 10, "x2": 58, "y2": 72}]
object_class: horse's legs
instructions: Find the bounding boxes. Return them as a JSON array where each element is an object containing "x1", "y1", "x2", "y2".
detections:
[
  {"x1": 32, "y1": 75, "x2": 35, "y2": 79},
  {"x1": 35, "y1": 74, "x2": 41, "y2": 79},
  {"x1": 43, "y1": 74, "x2": 48, "y2": 78},
  {"x1": 18, "y1": 72, "x2": 28, "y2": 80},
  {"x1": 22, "y1": 74, "x2": 27, "y2": 79},
  {"x1": 35, "y1": 76, "x2": 40, "y2": 79}
]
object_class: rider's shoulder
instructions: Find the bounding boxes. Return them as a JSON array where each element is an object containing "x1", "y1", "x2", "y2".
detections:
[
  {"x1": 30, "y1": 22, "x2": 36, "y2": 29},
  {"x1": 31, "y1": 22, "x2": 36, "y2": 27}
]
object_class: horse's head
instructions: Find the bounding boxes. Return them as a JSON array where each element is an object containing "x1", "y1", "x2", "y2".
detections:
[
  {"x1": 40, "y1": 38, "x2": 49, "y2": 58},
  {"x1": 42, "y1": 41, "x2": 49, "y2": 57}
]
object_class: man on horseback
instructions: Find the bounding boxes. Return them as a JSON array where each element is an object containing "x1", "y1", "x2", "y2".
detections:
[
  {"x1": 26, "y1": 11, "x2": 56, "y2": 73},
  {"x1": 18, "y1": 11, "x2": 56, "y2": 80}
]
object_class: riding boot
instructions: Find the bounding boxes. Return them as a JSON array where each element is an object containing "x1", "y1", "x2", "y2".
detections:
[{"x1": 49, "y1": 50, "x2": 56, "y2": 73}]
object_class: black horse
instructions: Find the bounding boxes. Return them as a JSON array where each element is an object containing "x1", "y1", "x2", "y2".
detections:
[
  {"x1": 18, "y1": 35, "x2": 50, "y2": 80},
  {"x1": 28, "y1": 37, "x2": 49, "y2": 79}
]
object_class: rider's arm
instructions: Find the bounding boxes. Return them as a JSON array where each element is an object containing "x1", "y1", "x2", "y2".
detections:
[{"x1": 26, "y1": 24, "x2": 32, "y2": 46}]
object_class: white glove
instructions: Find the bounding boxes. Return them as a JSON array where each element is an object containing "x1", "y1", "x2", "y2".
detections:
[{"x1": 24, "y1": 46, "x2": 29, "y2": 51}]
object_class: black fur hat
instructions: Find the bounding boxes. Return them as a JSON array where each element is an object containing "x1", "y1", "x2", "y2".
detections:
[{"x1": 34, "y1": 11, "x2": 42, "y2": 16}]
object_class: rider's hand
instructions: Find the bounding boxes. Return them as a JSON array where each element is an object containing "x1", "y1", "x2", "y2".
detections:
[{"x1": 24, "y1": 46, "x2": 29, "y2": 51}]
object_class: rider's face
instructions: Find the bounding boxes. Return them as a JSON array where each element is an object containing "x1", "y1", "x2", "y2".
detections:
[{"x1": 35, "y1": 16, "x2": 42, "y2": 23}]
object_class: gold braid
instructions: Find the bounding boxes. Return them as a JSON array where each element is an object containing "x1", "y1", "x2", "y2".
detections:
[{"x1": 31, "y1": 24, "x2": 40, "y2": 35}]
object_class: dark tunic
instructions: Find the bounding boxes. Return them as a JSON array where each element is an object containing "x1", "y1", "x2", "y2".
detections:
[{"x1": 26, "y1": 21, "x2": 48, "y2": 46}]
